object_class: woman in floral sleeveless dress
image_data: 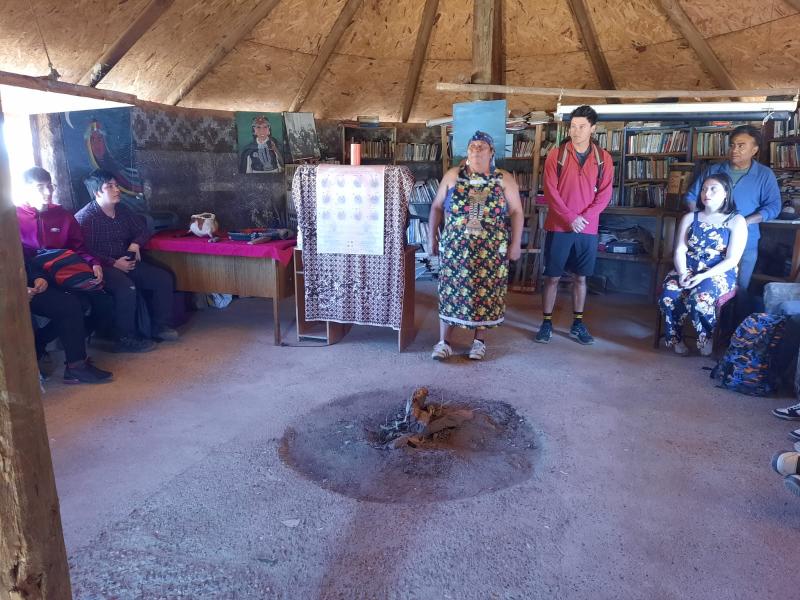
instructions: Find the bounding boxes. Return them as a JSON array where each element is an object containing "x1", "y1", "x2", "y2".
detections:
[
  {"x1": 427, "y1": 131, "x2": 524, "y2": 361},
  {"x1": 659, "y1": 173, "x2": 747, "y2": 356}
]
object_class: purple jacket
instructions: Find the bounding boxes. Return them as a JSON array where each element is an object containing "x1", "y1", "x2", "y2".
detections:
[{"x1": 16, "y1": 204, "x2": 100, "y2": 267}]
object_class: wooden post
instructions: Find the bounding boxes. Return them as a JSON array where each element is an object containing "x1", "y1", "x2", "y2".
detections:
[
  {"x1": 471, "y1": 0, "x2": 503, "y2": 100},
  {"x1": 400, "y1": 0, "x2": 439, "y2": 123},
  {"x1": 0, "y1": 96, "x2": 72, "y2": 598}
]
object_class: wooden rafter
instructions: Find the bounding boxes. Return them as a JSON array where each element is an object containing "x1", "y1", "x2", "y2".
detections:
[
  {"x1": 0, "y1": 95, "x2": 72, "y2": 599},
  {"x1": 0, "y1": 69, "x2": 138, "y2": 104},
  {"x1": 471, "y1": 0, "x2": 503, "y2": 100},
  {"x1": 165, "y1": 0, "x2": 281, "y2": 106},
  {"x1": 565, "y1": 0, "x2": 618, "y2": 102},
  {"x1": 400, "y1": 0, "x2": 439, "y2": 122},
  {"x1": 435, "y1": 82, "x2": 800, "y2": 99},
  {"x1": 785, "y1": 0, "x2": 800, "y2": 13},
  {"x1": 288, "y1": 0, "x2": 363, "y2": 113},
  {"x1": 79, "y1": 0, "x2": 174, "y2": 87},
  {"x1": 656, "y1": 0, "x2": 738, "y2": 90}
]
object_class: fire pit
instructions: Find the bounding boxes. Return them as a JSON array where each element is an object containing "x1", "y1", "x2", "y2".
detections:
[{"x1": 279, "y1": 387, "x2": 538, "y2": 503}]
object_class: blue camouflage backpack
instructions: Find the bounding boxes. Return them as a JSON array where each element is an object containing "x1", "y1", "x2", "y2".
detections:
[{"x1": 710, "y1": 313, "x2": 788, "y2": 396}]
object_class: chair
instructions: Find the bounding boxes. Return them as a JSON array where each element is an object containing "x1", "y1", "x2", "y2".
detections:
[
  {"x1": 653, "y1": 287, "x2": 737, "y2": 353},
  {"x1": 408, "y1": 202, "x2": 437, "y2": 279}
]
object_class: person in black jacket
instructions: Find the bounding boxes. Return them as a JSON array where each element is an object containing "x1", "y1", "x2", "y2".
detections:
[{"x1": 25, "y1": 255, "x2": 113, "y2": 384}]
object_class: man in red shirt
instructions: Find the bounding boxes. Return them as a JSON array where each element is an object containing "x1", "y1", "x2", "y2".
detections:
[{"x1": 535, "y1": 105, "x2": 614, "y2": 345}]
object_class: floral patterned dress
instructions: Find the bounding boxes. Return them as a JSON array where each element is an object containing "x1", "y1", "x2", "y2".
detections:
[
  {"x1": 658, "y1": 211, "x2": 738, "y2": 348},
  {"x1": 438, "y1": 166, "x2": 509, "y2": 329}
]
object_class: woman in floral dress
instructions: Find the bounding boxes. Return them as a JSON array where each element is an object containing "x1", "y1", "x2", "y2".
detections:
[
  {"x1": 659, "y1": 173, "x2": 747, "y2": 356},
  {"x1": 427, "y1": 131, "x2": 523, "y2": 360}
]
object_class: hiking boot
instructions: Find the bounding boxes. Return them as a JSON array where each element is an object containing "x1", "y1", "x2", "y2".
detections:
[
  {"x1": 790, "y1": 428, "x2": 800, "y2": 443},
  {"x1": 569, "y1": 322, "x2": 595, "y2": 345},
  {"x1": 785, "y1": 474, "x2": 800, "y2": 497},
  {"x1": 155, "y1": 326, "x2": 179, "y2": 341},
  {"x1": 431, "y1": 340, "x2": 453, "y2": 361},
  {"x1": 534, "y1": 321, "x2": 552, "y2": 344},
  {"x1": 772, "y1": 402, "x2": 800, "y2": 421},
  {"x1": 468, "y1": 339, "x2": 486, "y2": 360},
  {"x1": 771, "y1": 451, "x2": 800, "y2": 477},
  {"x1": 113, "y1": 336, "x2": 156, "y2": 353},
  {"x1": 64, "y1": 361, "x2": 113, "y2": 384}
]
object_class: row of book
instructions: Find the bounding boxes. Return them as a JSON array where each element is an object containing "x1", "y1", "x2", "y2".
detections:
[
  {"x1": 610, "y1": 183, "x2": 666, "y2": 208},
  {"x1": 777, "y1": 172, "x2": 800, "y2": 204},
  {"x1": 347, "y1": 138, "x2": 394, "y2": 159},
  {"x1": 624, "y1": 158, "x2": 675, "y2": 180},
  {"x1": 508, "y1": 170, "x2": 534, "y2": 192},
  {"x1": 410, "y1": 178, "x2": 439, "y2": 204},
  {"x1": 395, "y1": 143, "x2": 441, "y2": 162},
  {"x1": 770, "y1": 142, "x2": 800, "y2": 169},
  {"x1": 774, "y1": 113, "x2": 800, "y2": 139},
  {"x1": 627, "y1": 131, "x2": 689, "y2": 154},
  {"x1": 695, "y1": 132, "x2": 730, "y2": 157},
  {"x1": 596, "y1": 130, "x2": 623, "y2": 153},
  {"x1": 511, "y1": 139, "x2": 536, "y2": 157}
]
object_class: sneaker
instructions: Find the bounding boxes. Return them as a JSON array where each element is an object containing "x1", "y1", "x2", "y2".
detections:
[
  {"x1": 794, "y1": 441, "x2": 800, "y2": 453},
  {"x1": 771, "y1": 451, "x2": 800, "y2": 476},
  {"x1": 772, "y1": 402, "x2": 800, "y2": 421},
  {"x1": 63, "y1": 362, "x2": 113, "y2": 384},
  {"x1": 569, "y1": 322, "x2": 595, "y2": 345},
  {"x1": 83, "y1": 357, "x2": 113, "y2": 381},
  {"x1": 790, "y1": 428, "x2": 800, "y2": 442},
  {"x1": 786, "y1": 474, "x2": 800, "y2": 497},
  {"x1": 698, "y1": 342, "x2": 713, "y2": 357},
  {"x1": 431, "y1": 340, "x2": 453, "y2": 361},
  {"x1": 155, "y1": 326, "x2": 179, "y2": 341},
  {"x1": 673, "y1": 341, "x2": 689, "y2": 356},
  {"x1": 534, "y1": 321, "x2": 552, "y2": 344},
  {"x1": 468, "y1": 339, "x2": 486, "y2": 360},
  {"x1": 113, "y1": 336, "x2": 156, "y2": 353}
]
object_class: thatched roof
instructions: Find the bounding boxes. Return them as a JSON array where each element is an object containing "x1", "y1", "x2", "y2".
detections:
[{"x1": 2, "y1": 0, "x2": 799, "y2": 121}]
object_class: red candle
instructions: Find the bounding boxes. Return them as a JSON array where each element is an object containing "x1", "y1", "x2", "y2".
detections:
[{"x1": 350, "y1": 143, "x2": 361, "y2": 166}]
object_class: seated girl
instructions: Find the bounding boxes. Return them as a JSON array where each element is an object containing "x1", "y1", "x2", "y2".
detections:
[{"x1": 658, "y1": 173, "x2": 747, "y2": 356}]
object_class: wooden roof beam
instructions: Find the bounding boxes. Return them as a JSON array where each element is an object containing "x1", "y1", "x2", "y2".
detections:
[
  {"x1": 471, "y1": 0, "x2": 504, "y2": 100},
  {"x1": 288, "y1": 0, "x2": 363, "y2": 113},
  {"x1": 400, "y1": 0, "x2": 439, "y2": 122},
  {"x1": 435, "y1": 82, "x2": 800, "y2": 99},
  {"x1": 78, "y1": 0, "x2": 174, "y2": 87},
  {"x1": 785, "y1": 0, "x2": 800, "y2": 13},
  {"x1": 165, "y1": 0, "x2": 281, "y2": 106},
  {"x1": 656, "y1": 0, "x2": 739, "y2": 91},
  {"x1": 565, "y1": 0, "x2": 618, "y2": 103}
]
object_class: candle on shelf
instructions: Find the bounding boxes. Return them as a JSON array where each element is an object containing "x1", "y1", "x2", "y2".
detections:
[{"x1": 350, "y1": 143, "x2": 361, "y2": 166}]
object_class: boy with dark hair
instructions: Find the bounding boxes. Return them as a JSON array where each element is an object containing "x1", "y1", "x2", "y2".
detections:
[
  {"x1": 535, "y1": 105, "x2": 614, "y2": 345},
  {"x1": 76, "y1": 169, "x2": 177, "y2": 350}
]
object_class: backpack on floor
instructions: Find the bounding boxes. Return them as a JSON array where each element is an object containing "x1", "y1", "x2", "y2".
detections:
[{"x1": 710, "y1": 313, "x2": 788, "y2": 396}]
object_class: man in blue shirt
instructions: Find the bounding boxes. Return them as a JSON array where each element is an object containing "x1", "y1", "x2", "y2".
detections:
[{"x1": 685, "y1": 125, "x2": 781, "y2": 313}]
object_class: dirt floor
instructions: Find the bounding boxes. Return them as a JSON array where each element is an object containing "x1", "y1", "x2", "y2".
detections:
[{"x1": 41, "y1": 282, "x2": 799, "y2": 599}]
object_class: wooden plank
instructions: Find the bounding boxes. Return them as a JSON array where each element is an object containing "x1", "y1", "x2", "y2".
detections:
[
  {"x1": 471, "y1": 0, "x2": 503, "y2": 100},
  {"x1": 399, "y1": 245, "x2": 417, "y2": 351},
  {"x1": 0, "y1": 92, "x2": 72, "y2": 600},
  {"x1": 656, "y1": 0, "x2": 739, "y2": 90},
  {"x1": 78, "y1": 0, "x2": 175, "y2": 87},
  {"x1": 400, "y1": 0, "x2": 439, "y2": 123},
  {"x1": 165, "y1": 0, "x2": 281, "y2": 106},
  {"x1": 0, "y1": 69, "x2": 138, "y2": 104},
  {"x1": 434, "y1": 82, "x2": 800, "y2": 99},
  {"x1": 288, "y1": 0, "x2": 364, "y2": 112},
  {"x1": 565, "y1": 0, "x2": 618, "y2": 102}
]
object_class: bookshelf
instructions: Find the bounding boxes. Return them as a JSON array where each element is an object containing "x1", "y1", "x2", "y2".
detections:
[{"x1": 619, "y1": 126, "x2": 690, "y2": 209}]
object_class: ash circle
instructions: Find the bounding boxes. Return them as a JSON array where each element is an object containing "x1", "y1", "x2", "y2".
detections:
[{"x1": 278, "y1": 389, "x2": 538, "y2": 503}]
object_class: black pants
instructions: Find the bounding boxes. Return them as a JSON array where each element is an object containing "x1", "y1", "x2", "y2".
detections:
[
  {"x1": 30, "y1": 288, "x2": 87, "y2": 364},
  {"x1": 103, "y1": 261, "x2": 174, "y2": 338}
]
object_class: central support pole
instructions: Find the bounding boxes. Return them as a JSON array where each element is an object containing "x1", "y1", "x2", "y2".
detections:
[{"x1": 471, "y1": 0, "x2": 504, "y2": 101}]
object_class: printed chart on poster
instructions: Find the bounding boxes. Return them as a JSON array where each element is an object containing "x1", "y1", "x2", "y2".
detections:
[{"x1": 315, "y1": 165, "x2": 385, "y2": 255}]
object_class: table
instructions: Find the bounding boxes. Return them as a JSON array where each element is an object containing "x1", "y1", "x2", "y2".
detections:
[{"x1": 145, "y1": 231, "x2": 296, "y2": 345}]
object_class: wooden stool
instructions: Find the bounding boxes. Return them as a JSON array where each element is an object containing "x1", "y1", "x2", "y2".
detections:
[{"x1": 653, "y1": 287, "x2": 737, "y2": 352}]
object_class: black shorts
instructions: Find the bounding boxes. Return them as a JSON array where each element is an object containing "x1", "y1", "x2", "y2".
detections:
[{"x1": 543, "y1": 231, "x2": 598, "y2": 277}]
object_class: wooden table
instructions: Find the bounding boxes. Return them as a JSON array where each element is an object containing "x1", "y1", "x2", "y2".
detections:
[{"x1": 146, "y1": 233, "x2": 295, "y2": 345}]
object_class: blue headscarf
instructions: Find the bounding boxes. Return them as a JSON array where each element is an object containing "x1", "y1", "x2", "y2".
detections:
[{"x1": 468, "y1": 130, "x2": 496, "y2": 173}]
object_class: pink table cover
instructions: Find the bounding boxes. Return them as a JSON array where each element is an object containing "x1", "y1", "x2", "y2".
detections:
[{"x1": 146, "y1": 230, "x2": 296, "y2": 266}]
